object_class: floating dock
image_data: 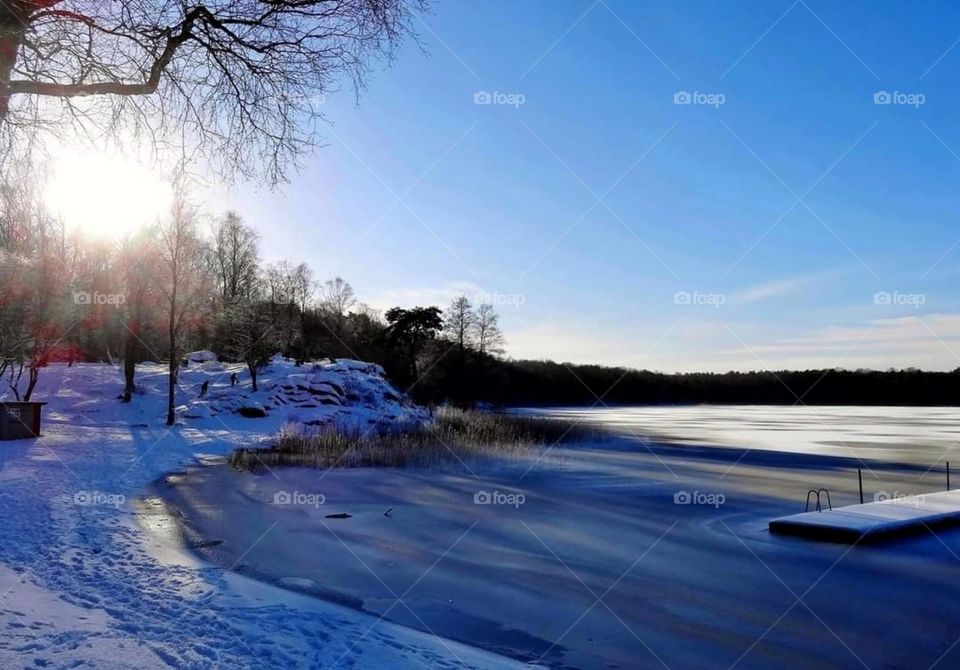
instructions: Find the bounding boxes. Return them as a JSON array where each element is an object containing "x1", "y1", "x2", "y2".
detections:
[{"x1": 769, "y1": 490, "x2": 960, "y2": 542}]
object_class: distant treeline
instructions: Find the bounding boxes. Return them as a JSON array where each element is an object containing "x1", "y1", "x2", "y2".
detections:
[
  {"x1": 4, "y1": 189, "x2": 954, "y2": 409},
  {"x1": 416, "y1": 360, "x2": 960, "y2": 407}
]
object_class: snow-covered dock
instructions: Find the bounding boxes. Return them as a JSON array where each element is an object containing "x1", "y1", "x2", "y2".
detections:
[{"x1": 769, "y1": 490, "x2": 960, "y2": 541}]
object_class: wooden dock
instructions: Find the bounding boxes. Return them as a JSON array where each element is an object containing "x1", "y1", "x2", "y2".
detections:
[{"x1": 769, "y1": 490, "x2": 960, "y2": 542}]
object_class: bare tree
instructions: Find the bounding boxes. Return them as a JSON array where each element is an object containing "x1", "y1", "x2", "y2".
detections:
[
  {"x1": 118, "y1": 229, "x2": 159, "y2": 401},
  {"x1": 474, "y1": 303, "x2": 505, "y2": 357},
  {"x1": 0, "y1": 0, "x2": 424, "y2": 183},
  {"x1": 210, "y1": 211, "x2": 259, "y2": 303},
  {"x1": 263, "y1": 261, "x2": 312, "y2": 311},
  {"x1": 260, "y1": 259, "x2": 306, "y2": 353},
  {"x1": 317, "y1": 276, "x2": 354, "y2": 340},
  {"x1": 264, "y1": 260, "x2": 293, "y2": 306},
  {"x1": 443, "y1": 295, "x2": 475, "y2": 360},
  {"x1": 157, "y1": 183, "x2": 208, "y2": 425},
  {"x1": 219, "y1": 299, "x2": 284, "y2": 392},
  {"x1": 290, "y1": 262, "x2": 314, "y2": 314},
  {"x1": 0, "y1": 160, "x2": 76, "y2": 400}
]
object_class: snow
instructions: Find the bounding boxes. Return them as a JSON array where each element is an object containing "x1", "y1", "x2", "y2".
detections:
[
  {"x1": 184, "y1": 350, "x2": 218, "y2": 363},
  {"x1": 771, "y1": 489, "x2": 960, "y2": 539},
  {"x1": 170, "y1": 356, "x2": 428, "y2": 429},
  {"x1": 0, "y1": 361, "x2": 518, "y2": 669},
  {"x1": 533, "y1": 404, "x2": 960, "y2": 463}
]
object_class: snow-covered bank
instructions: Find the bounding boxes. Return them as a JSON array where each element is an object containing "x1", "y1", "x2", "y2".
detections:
[{"x1": 0, "y1": 362, "x2": 519, "y2": 669}]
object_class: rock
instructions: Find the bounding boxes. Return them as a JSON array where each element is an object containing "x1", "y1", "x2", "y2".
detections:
[
  {"x1": 238, "y1": 406, "x2": 268, "y2": 418},
  {"x1": 190, "y1": 539, "x2": 224, "y2": 550},
  {"x1": 307, "y1": 382, "x2": 341, "y2": 396},
  {"x1": 185, "y1": 350, "x2": 218, "y2": 363},
  {"x1": 183, "y1": 404, "x2": 213, "y2": 419}
]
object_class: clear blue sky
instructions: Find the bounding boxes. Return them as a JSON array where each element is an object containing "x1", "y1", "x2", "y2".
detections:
[{"x1": 214, "y1": 0, "x2": 960, "y2": 372}]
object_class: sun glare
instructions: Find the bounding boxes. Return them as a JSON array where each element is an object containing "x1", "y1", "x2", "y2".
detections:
[{"x1": 45, "y1": 150, "x2": 173, "y2": 238}]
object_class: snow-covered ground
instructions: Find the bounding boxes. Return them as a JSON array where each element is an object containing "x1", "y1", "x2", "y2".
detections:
[{"x1": 0, "y1": 361, "x2": 519, "y2": 669}]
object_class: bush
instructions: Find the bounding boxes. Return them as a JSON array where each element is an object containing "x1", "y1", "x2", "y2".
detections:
[{"x1": 228, "y1": 407, "x2": 597, "y2": 470}]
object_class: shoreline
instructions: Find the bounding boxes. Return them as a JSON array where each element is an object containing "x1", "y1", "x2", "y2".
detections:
[
  {"x1": 143, "y1": 455, "x2": 573, "y2": 667},
  {"x1": 141, "y1": 468, "x2": 372, "y2": 612},
  {"x1": 145, "y1": 425, "x2": 960, "y2": 670},
  {"x1": 0, "y1": 359, "x2": 528, "y2": 670}
]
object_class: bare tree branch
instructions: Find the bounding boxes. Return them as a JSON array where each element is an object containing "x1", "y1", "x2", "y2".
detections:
[{"x1": 1, "y1": 0, "x2": 425, "y2": 183}]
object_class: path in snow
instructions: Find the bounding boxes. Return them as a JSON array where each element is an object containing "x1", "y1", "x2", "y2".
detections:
[{"x1": 0, "y1": 363, "x2": 520, "y2": 669}]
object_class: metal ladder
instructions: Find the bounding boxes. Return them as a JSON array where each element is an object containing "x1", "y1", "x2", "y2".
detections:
[{"x1": 805, "y1": 488, "x2": 832, "y2": 512}]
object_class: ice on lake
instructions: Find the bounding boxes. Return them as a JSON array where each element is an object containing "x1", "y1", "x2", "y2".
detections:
[{"x1": 530, "y1": 405, "x2": 960, "y2": 464}]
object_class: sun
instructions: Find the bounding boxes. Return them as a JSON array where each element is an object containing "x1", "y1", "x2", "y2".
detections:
[{"x1": 45, "y1": 149, "x2": 173, "y2": 238}]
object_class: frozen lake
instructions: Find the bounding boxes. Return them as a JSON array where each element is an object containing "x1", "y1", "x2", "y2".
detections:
[
  {"x1": 530, "y1": 405, "x2": 960, "y2": 465},
  {"x1": 162, "y1": 404, "x2": 960, "y2": 669}
]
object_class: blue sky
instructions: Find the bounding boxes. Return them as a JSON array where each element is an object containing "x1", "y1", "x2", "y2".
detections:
[{"x1": 213, "y1": 0, "x2": 960, "y2": 372}]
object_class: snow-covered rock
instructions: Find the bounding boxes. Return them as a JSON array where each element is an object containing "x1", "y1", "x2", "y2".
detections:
[
  {"x1": 188, "y1": 357, "x2": 427, "y2": 429},
  {"x1": 236, "y1": 401, "x2": 268, "y2": 418},
  {"x1": 2, "y1": 356, "x2": 427, "y2": 435},
  {"x1": 185, "y1": 350, "x2": 218, "y2": 363}
]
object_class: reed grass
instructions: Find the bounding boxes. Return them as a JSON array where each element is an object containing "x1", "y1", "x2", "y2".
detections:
[{"x1": 229, "y1": 407, "x2": 594, "y2": 471}]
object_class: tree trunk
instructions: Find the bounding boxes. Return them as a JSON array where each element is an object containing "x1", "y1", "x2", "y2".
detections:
[
  {"x1": 23, "y1": 365, "x2": 38, "y2": 401},
  {"x1": 408, "y1": 343, "x2": 419, "y2": 383},
  {"x1": 123, "y1": 331, "x2": 137, "y2": 401},
  {"x1": 9, "y1": 361, "x2": 23, "y2": 400},
  {"x1": 247, "y1": 361, "x2": 258, "y2": 392},
  {"x1": 122, "y1": 303, "x2": 142, "y2": 402},
  {"x1": 166, "y1": 296, "x2": 177, "y2": 426},
  {"x1": 0, "y1": 7, "x2": 25, "y2": 127}
]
